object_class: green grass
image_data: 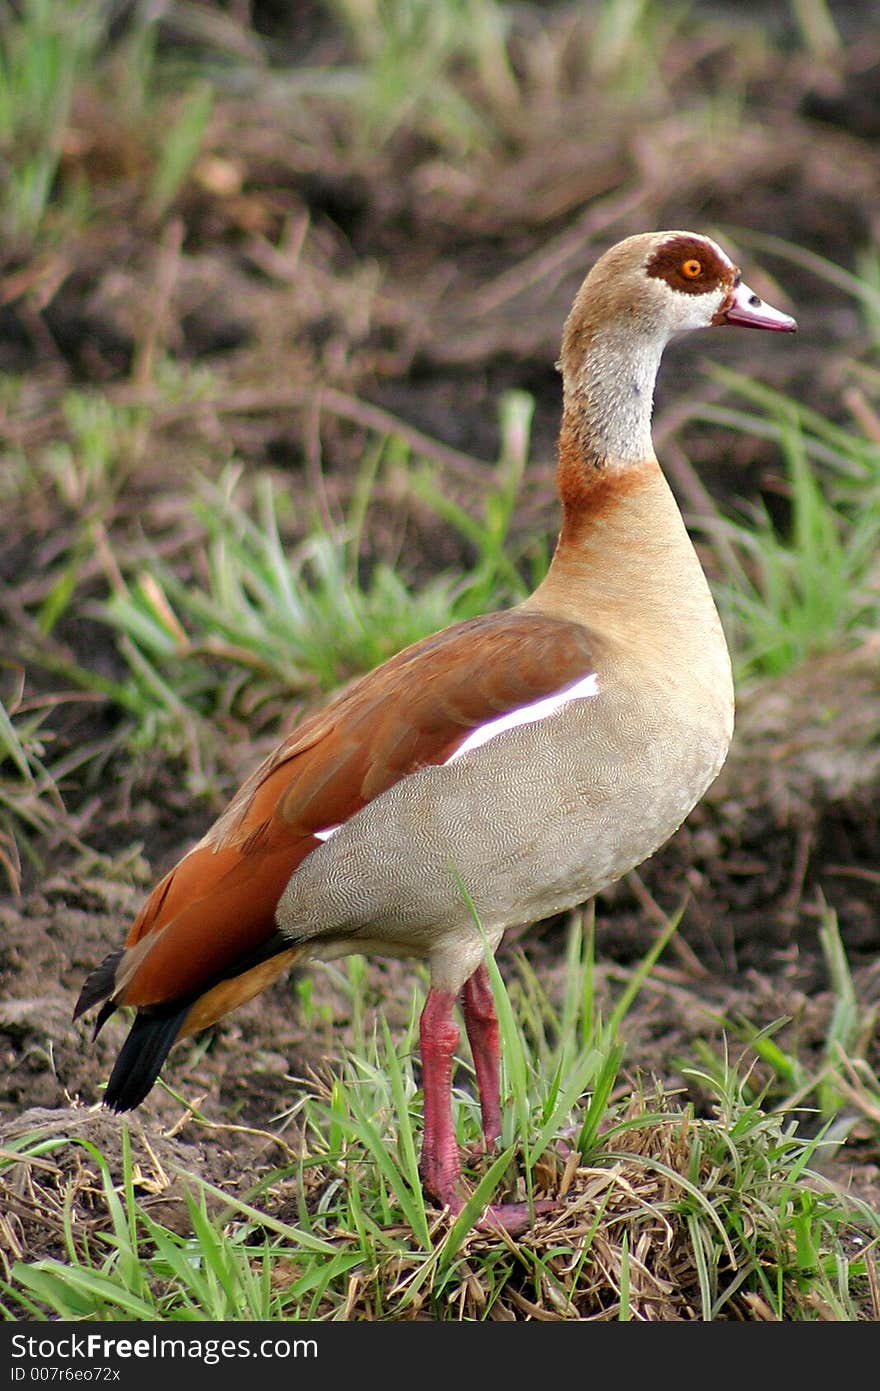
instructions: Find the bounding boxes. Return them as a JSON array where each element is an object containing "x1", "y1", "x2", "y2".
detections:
[
  {"x1": 685, "y1": 231, "x2": 880, "y2": 681},
  {"x1": 0, "y1": 0, "x2": 214, "y2": 255},
  {"x1": 1, "y1": 378, "x2": 545, "y2": 865},
  {"x1": 324, "y1": 0, "x2": 519, "y2": 153},
  {"x1": 0, "y1": 0, "x2": 106, "y2": 247},
  {"x1": 682, "y1": 900, "x2": 880, "y2": 1137},
  {"x1": 3, "y1": 916, "x2": 877, "y2": 1321},
  {"x1": 698, "y1": 379, "x2": 880, "y2": 679},
  {"x1": 0, "y1": 684, "x2": 64, "y2": 892},
  {"x1": 36, "y1": 390, "x2": 540, "y2": 762},
  {"x1": 249, "y1": 0, "x2": 760, "y2": 164},
  {"x1": 62, "y1": 361, "x2": 880, "y2": 722},
  {"x1": 0, "y1": 675, "x2": 98, "y2": 893}
]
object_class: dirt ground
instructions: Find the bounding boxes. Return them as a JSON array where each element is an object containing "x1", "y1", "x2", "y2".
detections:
[{"x1": 1, "y1": 1, "x2": 880, "y2": 1296}]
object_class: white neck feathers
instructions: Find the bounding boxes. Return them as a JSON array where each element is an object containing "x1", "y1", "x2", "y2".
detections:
[{"x1": 563, "y1": 322, "x2": 666, "y2": 467}]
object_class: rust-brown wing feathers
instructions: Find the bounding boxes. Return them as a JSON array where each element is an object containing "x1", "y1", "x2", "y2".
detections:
[{"x1": 76, "y1": 610, "x2": 597, "y2": 1030}]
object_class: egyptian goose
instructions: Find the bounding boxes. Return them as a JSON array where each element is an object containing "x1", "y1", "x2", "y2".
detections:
[{"x1": 75, "y1": 231, "x2": 795, "y2": 1230}]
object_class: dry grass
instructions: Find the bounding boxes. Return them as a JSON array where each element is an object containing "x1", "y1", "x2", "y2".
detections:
[{"x1": 3, "y1": 1079, "x2": 877, "y2": 1322}]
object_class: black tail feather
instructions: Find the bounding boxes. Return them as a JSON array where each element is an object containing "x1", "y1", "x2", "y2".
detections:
[
  {"x1": 77, "y1": 931, "x2": 299, "y2": 1111},
  {"x1": 73, "y1": 949, "x2": 123, "y2": 1026},
  {"x1": 91, "y1": 997, "x2": 118, "y2": 1042},
  {"x1": 103, "y1": 1004, "x2": 190, "y2": 1112}
]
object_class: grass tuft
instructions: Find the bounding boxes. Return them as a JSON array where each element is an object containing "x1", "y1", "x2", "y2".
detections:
[
  {"x1": 4, "y1": 917, "x2": 877, "y2": 1320},
  {"x1": 692, "y1": 365, "x2": 880, "y2": 680},
  {"x1": 83, "y1": 393, "x2": 538, "y2": 759}
]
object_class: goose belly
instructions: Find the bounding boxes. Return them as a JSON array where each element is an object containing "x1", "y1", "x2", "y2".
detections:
[{"x1": 276, "y1": 680, "x2": 732, "y2": 953}]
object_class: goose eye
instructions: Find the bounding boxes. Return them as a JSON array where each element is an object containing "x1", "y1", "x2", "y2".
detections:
[{"x1": 681, "y1": 258, "x2": 702, "y2": 279}]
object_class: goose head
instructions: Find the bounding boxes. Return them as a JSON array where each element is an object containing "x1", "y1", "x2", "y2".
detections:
[
  {"x1": 558, "y1": 230, "x2": 796, "y2": 466},
  {"x1": 563, "y1": 230, "x2": 796, "y2": 354}
]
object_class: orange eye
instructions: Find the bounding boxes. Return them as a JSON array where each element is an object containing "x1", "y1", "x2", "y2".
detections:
[{"x1": 681, "y1": 259, "x2": 702, "y2": 279}]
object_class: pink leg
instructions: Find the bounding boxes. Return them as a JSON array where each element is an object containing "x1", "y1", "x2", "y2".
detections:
[
  {"x1": 461, "y1": 963, "x2": 501, "y2": 1148},
  {"x1": 418, "y1": 981, "x2": 556, "y2": 1235},
  {"x1": 418, "y1": 987, "x2": 463, "y2": 1209}
]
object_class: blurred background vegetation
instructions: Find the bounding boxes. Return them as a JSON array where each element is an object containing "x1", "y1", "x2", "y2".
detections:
[
  {"x1": 1, "y1": 0, "x2": 880, "y2": 1321},
  {"x1": 2, "y1": 0, "x2": 879, "y2": 863}
]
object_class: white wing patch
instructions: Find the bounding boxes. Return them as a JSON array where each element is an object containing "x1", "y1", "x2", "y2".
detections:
[{"x1": 445, "y1": 672, "x2": 599, "y2": 764}]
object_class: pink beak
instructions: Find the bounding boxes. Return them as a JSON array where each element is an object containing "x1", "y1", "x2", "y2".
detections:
[{"x1": 724, "y1": 278, "x2": 797, "y2": 332}]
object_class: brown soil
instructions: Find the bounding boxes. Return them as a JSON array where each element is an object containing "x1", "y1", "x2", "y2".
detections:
[{"x1": 1, "y1": 1, "x2": 879, "y2": 1314}]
